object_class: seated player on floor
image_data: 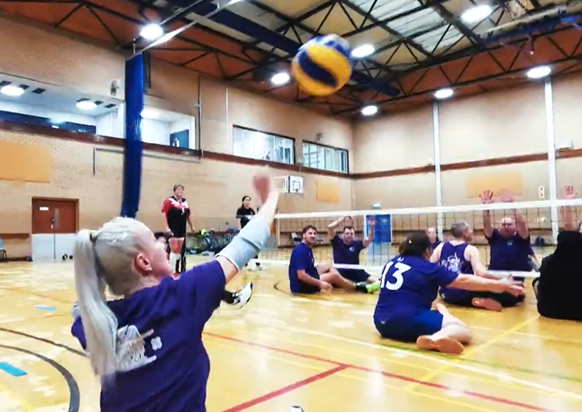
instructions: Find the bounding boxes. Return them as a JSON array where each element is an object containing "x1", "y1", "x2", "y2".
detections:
[
  {"x1": 327, "y1": 216, "x2": 378, "y2": 284},
  {"x1": 480, "y1": 189, "x2": 532, "y2": 307},
  {"x1": 373, "y1": 233, "x2": 524, "y2": 354},
  {"x1": 534, "y1": 185, "x2": 582, "y2": 321},
  {"x1": 431, "y1": 221, "x2": 522, "y2": 311},
  {"x1": 288, "y1": 225, "x2": 380, "y2": 295}
]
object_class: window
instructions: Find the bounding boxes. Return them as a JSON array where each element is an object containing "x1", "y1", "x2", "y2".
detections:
[
  {"x1": 302, "y1": 142, "x2": 348, "y2": 173},
  {"x1": 233, "y1": 126, "x2": 294, "y2": 165}
]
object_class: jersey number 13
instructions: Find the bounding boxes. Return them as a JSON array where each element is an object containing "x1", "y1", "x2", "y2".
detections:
[{"x1": 380, "y1": 260, "x2": 411, "y2": 290}]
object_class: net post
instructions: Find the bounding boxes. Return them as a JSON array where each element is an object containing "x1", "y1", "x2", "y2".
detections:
[
  {"x1": 544, "y1": 79, "x2": 559, "y2": 244},
  {"x1": 432, "y1": 101, "x2": 444, "y2": 240}
]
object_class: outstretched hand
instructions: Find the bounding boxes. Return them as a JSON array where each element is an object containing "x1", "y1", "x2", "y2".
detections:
[{"x1": 253, "y1": 174, "x2": 273, "y2": 205}]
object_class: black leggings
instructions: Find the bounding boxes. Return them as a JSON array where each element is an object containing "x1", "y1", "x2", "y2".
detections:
[{"x1": 441, "y1": 290, "x2": 525, "y2": 308}]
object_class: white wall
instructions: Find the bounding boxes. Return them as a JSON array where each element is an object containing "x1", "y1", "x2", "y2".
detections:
[
  {"x1": 96, "y1": 106, "x2": 124, "y2": 138},
  {"x1": 141, "y1": 118, "x2": 171, "y2": 145}
]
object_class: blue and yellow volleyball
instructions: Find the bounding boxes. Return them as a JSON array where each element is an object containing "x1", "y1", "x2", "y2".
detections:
[{"x1": 291, "y1": 34, "x2": 352, "y2": 97}]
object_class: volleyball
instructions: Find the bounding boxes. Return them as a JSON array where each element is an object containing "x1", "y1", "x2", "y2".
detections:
[{"x1": 291, "y1": 34, "x2": 352, "y2": 97}]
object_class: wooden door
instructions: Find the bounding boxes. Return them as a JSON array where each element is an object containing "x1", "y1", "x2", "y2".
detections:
[{"x1": 32, "y1": 199, "x2": 78, "y2": 234}]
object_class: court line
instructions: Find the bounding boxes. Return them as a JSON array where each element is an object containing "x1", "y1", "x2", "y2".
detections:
[
  {"x1": 220, "y1": 365, "x2": 348, "y2": 412},
  {"x1": 0, "y1": 324, "x2": 567, "y2": 411},
  {"x1": 207, "y1": 336, "x2": 502, "y2": 412},
  {"x1": 217, "y1": 325, "x2": 568, "y2": 396},
  {"x1": 404, "y1": 314, "x2": 540, "y2": 391},
  {"x1": 205, "y1": 332, "x2": 562, "y2": 412},
  {"x1": 237, "y1": 318, "x2": 582, "y2": 402},
  {"x1": 0, "y1": 344, "x2": 80, "y2": 412}
]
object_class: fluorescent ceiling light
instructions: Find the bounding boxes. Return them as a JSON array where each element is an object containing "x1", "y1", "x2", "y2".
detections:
[
  {"x1": 76, "y1": 100, "x2": 96, "y2": 111},
  {"x1": 351, "y1": 44, "x2": 375, "y2": 58},
  {"x1": 526, "y1": 66, "x2": 551, "y2": 79},
  {"x1": 140, "y1": 23, "x2": 164, "y2": 41},
  {"x1": 271, "y1": 72, "x2": 290, "y2": 86},
  {"x1": 1, "y1": 85, "x2": 25, "y2": 97},
  {"x1": 361, "y1": 105, "x2": 378, "y2": 116},
  {"x1": 461, "y1": 5, "x2": 492, "y2": 23},
  {"x1": 434, "y1": 88, "x2": 454, "y2": 99}
]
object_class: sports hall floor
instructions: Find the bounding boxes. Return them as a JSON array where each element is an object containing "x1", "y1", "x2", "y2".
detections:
[{"x1": 0, "y1": 254, "x2": 581, "y2": 412}]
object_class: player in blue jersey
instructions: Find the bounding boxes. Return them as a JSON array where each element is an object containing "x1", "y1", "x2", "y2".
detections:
[
  {"x1": 481, "y1": 189, "x2": 531, "y2": 307},
  {"x1": 373, "y1": 232, "x2": 524, "y2": 354},
  {"x1": 431, "y1": 221, "x2": 517, "y2": 311},
  {"x1": 327, "y1": 216, "x2": 378, "y2": 284},
  {"x1": 70, "y1": 173, "x2": 278, "y2": 412},
  {"x1": 289, "y1": 225, "x2": 380, "y2": 295}
]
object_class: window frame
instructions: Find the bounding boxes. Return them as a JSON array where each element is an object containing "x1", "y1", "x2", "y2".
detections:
[
  {"x1": 232, "y1": 125, "x2": 295, "y2": 165},
  {"x1": 302, "y1": 141, "x2": 349, "y2": 174}
]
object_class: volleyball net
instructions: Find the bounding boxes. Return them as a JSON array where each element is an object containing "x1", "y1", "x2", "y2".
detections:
[{"x1": 247, "y1": 198, "x2": 582, "y2": 279}]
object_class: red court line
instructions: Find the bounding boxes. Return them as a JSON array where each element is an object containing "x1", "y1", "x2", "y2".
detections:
[
  {"x1": 205, "y1": 332, "x2": 559, "y2": 412},
  {"x1": 221, "y1": 365, "x2": 347, "y2": 412}
]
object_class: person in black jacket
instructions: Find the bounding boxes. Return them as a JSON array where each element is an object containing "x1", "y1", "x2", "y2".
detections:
[
  {"x1": 236, "y1": 195, "x2": 263, "y2": 270},
  {"x1": 534, "y1": 185, "x2": 582, "y2": 321}
]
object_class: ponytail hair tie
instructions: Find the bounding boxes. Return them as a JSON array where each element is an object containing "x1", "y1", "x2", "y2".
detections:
[{"x1": 89, "y1": 230, "x2": 98, "y2": 244}]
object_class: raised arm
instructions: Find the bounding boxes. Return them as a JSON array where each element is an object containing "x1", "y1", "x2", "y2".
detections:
[
  {"x1": 500, "y1": 190, "x2": 529, "y2": 239},
  {"x1": 362, "y1": 217, "x2": 375, "y2": 248},
  {"x1": 561, "y1": 185, "x2": 577, "y2": 231},
  {"x1": 480, "y1": 190, "x2": 494, "y2": 238},
  {"x1": 327, "y1": 216, "x2": 346, "y2": 239},
  {"x1": 216, "y1": 174, "x2": 279, "y2": 283}
]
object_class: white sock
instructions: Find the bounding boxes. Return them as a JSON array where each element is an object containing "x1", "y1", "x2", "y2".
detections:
[{"x1": 169, "y1": 253, "x2": 181, "y2": 273}]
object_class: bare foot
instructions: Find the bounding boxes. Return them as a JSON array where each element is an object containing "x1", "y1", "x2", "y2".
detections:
[
  {"x1": 472, "y1": 297, "x2": 502, "y2": 311},
  {"x1": 416, "y1": 335, "x2": 465, "y2": 355}
]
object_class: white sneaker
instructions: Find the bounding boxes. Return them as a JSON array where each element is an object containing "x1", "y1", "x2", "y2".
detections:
[{"x1": 233, "y1": 283, "x2": 253, "y2": 308}]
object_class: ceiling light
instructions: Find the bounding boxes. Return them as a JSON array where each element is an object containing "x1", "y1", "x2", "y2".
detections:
[
  {"x1": 460, "y1": 5, "x2": 492, "y2": 23},
  {"x1": 271, "y1": 72, "x2": 290, "y2": 86},
  {"x1": 141, "y1": 107, "x2": 158, "y2": 119},
  {"x1": 76, "y1": 100, "x2": 96, "y2": 111},
  {"x1": 140, "y1": 23, "x2": 164, "y2": 41},
  {"x1": 351, "y1": 44, "x2": 375, "y2": 58},
  {"x1": 361, "y1": 105, "x2": 378, "y2": 116},
  {"x1": 526, "y1": 65, "x2": 551, "y2": 79},
  {"x1": 1, "y1": 85, "x2": 25, "y2": 97},
  {"x1": 434, "y1": 88, "x2": 454, "y2": 99}
]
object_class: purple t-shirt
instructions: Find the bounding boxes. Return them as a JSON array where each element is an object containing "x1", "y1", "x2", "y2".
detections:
[
  {"x1": 331, "y1": 235, "x2": 364, "y2": 265},
  {"x1": 71, "y1": 260, "x2": 226, "y2": 412},
  {"x1": 374, "y1": 256, "x2": 458, "y2": 322},
  {"x1": 486, "y1": 229, "x2": 531, "y2": 273},
  {"x1": 288, "y1": 242, "x2": 319, "y2": 293}
]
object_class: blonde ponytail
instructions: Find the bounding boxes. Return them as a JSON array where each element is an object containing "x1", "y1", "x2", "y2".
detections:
[{"x1": 74, "y1": 229, "x2": 118, "y2": 379}]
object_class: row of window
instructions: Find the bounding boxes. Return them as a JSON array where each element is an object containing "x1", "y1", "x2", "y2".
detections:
[{"x1": 232, "y1": 126, "x2": 349, "y2": 174}]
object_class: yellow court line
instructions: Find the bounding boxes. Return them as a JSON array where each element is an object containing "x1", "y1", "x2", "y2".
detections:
[
  {"x1": 206, "y1": 337, "x2": 499, "y2": 412},
  {"x1": 404, "y1": 314, "x2": 540, "y2": 392},
  {"x1": 471, "y1": 325, "x2": 582, "y2": 344},
  {"x1": 209, "y1": 325, "x2": 551, "y2": 396}
]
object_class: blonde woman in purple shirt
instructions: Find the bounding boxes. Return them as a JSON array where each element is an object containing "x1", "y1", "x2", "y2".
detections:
[{"x1": 71, "y1": 174, "x2": 278, "y2": 412}]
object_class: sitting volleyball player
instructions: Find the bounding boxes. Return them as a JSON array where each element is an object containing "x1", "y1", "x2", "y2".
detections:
[
  {"x1": 288, "y1": 225, "x2": 380, "y2": 294},
  {"x1": 430, "y1": 221, "x2": 521, "y2": 311},
  {"x1": 374, "y1": 233, "x2": 524, "y2": 354},
  {"x1": 70, "y1": 173, "x2": 278, "y2": 412},
  {"x1": 327, "y1": 216, "x2": 378, "y2": 284}
]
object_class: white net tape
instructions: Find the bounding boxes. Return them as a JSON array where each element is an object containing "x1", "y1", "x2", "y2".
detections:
[{"x1": 252, "y1": 198, "x2": 582, "y2": 280}]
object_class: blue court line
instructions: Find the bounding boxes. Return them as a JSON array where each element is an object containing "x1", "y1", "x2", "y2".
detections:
[
  {"x1": 35, "y1": 305, "x2": 56, "y2": 312},
  {"x1": 0, "y1": 362, "x2": 27, "y2": 377}
]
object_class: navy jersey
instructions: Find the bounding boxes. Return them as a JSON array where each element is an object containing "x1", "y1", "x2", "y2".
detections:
[
  {"x1": 486, "y1": 229, "x2": 531, "y2": 272},
  {"x1": 331, "y1": 235, "x2": 364, "y2": 265},
  {"x1": 288, "y1": 242, "x2": 320, "y2": 293},
  {"x1": 374, "y1": 256, "x2": 458, "y2": 322},
  {"x1": 71, "y1": 261, "x2": 226, "y2": 412},
  {"x1": 438, "y1": 241, "x2": 474, "y2": 300}
]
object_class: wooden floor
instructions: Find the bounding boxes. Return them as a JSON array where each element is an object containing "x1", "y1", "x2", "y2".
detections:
[{"x1": 1, "y1": 258, "x2": 581, "y2": 412}]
